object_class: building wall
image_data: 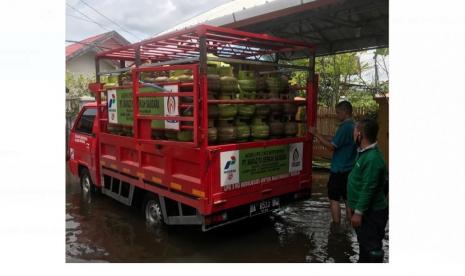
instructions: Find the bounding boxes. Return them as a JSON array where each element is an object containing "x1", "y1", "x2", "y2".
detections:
[{"x1": 66, "y1": 52, "x2": 115, "y2": 77}]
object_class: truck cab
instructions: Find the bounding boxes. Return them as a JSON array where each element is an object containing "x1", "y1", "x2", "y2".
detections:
[{"x1": 68, "y1": 103, "x2": 100, "y2": 193}]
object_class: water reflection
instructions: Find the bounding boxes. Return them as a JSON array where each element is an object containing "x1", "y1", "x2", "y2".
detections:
[{"x1": 66, "y1": 169, "x2": 388, "y2": 262}]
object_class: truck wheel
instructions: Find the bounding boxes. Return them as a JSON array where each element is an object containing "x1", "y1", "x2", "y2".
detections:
[
  {"x1": 80, "y1": 169, "x2": 96, "y2": 195},
  {"x1": 143, "y1": 193, "x2": 163, "y2": 226}
]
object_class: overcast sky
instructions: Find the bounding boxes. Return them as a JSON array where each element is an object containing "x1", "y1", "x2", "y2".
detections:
[
  {"x1": 66, "y1": 0, "x2": 232, "y2": 43},
  {"x1": 65, "y1": 0, "x2": 387, "y2": 82}
]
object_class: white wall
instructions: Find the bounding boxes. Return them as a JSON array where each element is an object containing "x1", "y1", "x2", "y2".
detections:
[{"x1": 66, "y1": 51, "x2": 115, "y2": 77}]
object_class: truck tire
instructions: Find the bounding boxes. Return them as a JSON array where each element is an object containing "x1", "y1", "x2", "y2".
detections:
[
  {"x1": 143, "y1": 193, "x2": 164, "y2": 226},
  {"x1": 80, "y1": 168, "x2": 96, "y2": 195}
]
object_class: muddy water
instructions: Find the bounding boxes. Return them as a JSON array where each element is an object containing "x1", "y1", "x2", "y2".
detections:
[{"x1": 66, "y1": 169, "x2": 388, "y2": 263}]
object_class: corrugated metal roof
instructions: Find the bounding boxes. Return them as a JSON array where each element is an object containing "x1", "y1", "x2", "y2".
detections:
[
  {"x1": 158, "y1": 0, "x2": 294, "y2": 35},
  {"x1": 66, "y1": 31, "x2": 131, "y2": 61},
  {"x1": 66, "y1": 32, "x2": 108, "y2": 57},
  {"x1": 159, "y1": 0, "x2": 388, "y2": 56}
]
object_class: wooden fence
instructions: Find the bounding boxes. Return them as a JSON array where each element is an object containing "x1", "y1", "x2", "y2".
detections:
[
  {"x1": 313, "y1": 106, "x2": 373, "y2": 160},
  {"x1": 316, "y1": 106, "x2": 371, "y2": 136}
]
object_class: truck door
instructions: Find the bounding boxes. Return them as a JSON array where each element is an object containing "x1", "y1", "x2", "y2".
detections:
[{"x1": 70, "y1": 107, "x2": 98, "y2": 182}]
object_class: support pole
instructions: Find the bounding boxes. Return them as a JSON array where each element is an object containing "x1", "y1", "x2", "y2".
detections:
[
  {"x1": 135, "y1": 46, "x2": 141, "y2": 67},
  {"x1": 307, "y1": 50, "x2": 317, "y2": 132},
  {"x1": 118, "y1": 60, "x2": 125, "y2": 86},
  {"x1": 95, "y1": 57, "x2": 100, "y2": 83},
  {"x1": 199, "y1": 31, "x2": 208, "y2": 148},
  {"x1": 133, "y1": 46, "x2": 149, "y2": 141},
  {"x1": 374, "y1": 51, "x2": 379, "y2": 95}
]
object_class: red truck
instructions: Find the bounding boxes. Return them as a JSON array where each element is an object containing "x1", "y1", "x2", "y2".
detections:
[{"x1": 67, "y1": 25, "x2": 318, "y2": 231}]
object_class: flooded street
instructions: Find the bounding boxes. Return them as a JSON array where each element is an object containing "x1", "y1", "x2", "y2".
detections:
[{"x1": 66, "y1": 169, "x2": 388, "y2": 263}]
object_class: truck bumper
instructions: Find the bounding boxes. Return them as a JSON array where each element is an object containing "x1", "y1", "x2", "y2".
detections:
[{"x1": 202, "y1": 188, "x2": 311, "y2": 231}]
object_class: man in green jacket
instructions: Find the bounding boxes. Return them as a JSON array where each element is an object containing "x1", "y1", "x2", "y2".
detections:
[{"x1": 348, "y1": 118, "x2": 388, "y2": 263}]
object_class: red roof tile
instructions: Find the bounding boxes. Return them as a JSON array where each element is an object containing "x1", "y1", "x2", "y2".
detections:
[{"x1": 66, "y1": 32, "x2": 115, "y2": 57}]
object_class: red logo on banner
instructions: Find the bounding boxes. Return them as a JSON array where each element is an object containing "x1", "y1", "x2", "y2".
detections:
[{"x1": 167, "y1": 96, "x2": 176, "y2": 114}]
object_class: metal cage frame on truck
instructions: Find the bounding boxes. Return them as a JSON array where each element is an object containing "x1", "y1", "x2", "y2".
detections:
[{"x1": 84, "y1": 24, "x2": 318, "y2": 231}]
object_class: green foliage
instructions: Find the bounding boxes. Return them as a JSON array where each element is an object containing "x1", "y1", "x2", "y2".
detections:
[
  {"x1": 316, "y1": 52, "x2": 368, "y2": 107},
  {"x1": 289, "y1": 52, "x2": 373, "y2": 107},
  {"x1": 375, "y1": 48, "x2": 389, "y2": 56},
  {"x1": 65, "y1": 72, "x2": 95, "y2": 98},
  {"x1": 66, "y1": 72, "x2": 99, "y2": 117},
  {"x1": 288, "y1": 49, "x2": 389, "y2": 114},
  {"x1": 345, "y1": 90, "x2": 379, "y2": 122},
  {"x1": 373, "y1": 47, "x2": 389, "y2": 95},
  {"x1": 287, "y1": 58, "x2": 309, "y2": 98},
  {"x1": 317, "y1": 52, "x2": 361, "y2": 77},
  {"x1": 377, "y1": 80, "x2": 389, "y2": 94},
  {"x1": 345, "y1": 90, "x2": 378, "y2": 110}
]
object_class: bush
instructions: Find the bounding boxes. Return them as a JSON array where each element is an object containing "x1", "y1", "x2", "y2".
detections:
[{"x1": 66, "y1": 72, "x2": 95, "y2": 98}]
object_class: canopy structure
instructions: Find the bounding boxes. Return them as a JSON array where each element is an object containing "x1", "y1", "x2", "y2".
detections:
[
  {"x1": 97, "y1": 24, "x2": 315, "y2": 66},
  {"x1": 160, "y1": 0, "x2": 388, "y2": 56}
]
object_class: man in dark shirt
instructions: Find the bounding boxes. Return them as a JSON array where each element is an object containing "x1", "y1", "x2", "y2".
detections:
[{"x1": 310, "y1": 101, "x2": 357, "y2": 224}]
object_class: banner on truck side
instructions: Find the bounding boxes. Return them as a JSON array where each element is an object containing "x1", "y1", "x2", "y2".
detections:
[
  {"x1": 107, "y1": 86, "x2": 180, "y2": 130},
  {"x1": 162, "y1": 85, "x2": 179, "y2": 130},
  {"x1": 219, "y1": 142, "x2": 303, "y2": 191},
  {"x1": 289, "y1": 142, "x2": 303, "y2": 175},
  {"x1": 107, "y1": 89, "x2": 118, "y2": 124},
  {"x1": 220, "y1": 150, "x2": 240, "y2": 187}
]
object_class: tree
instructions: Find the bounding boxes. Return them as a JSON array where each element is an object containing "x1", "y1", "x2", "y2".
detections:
[
  {"x1": 66, "y1": 72, "x2": 96, "y2": 117},
  {"x1": 289, "y1": 52, "x2": 372, "y2": 107},
  {"x1": 66, "y1": 72, "x2": 95, "y2": 98},
  {"x1": 316, "y1": 52, "x2": 368, "y2": 107},
  {"x1": 375, "y1": 48, "x2": 389, "y2": 80},
  {"x1": 374, "y1": 48, "x2": 389, "y2": 96}
]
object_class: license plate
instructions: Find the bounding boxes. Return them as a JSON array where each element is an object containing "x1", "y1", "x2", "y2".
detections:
[{"x1": 249, "y1": 198, "x2": 280, "y2": 216}]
